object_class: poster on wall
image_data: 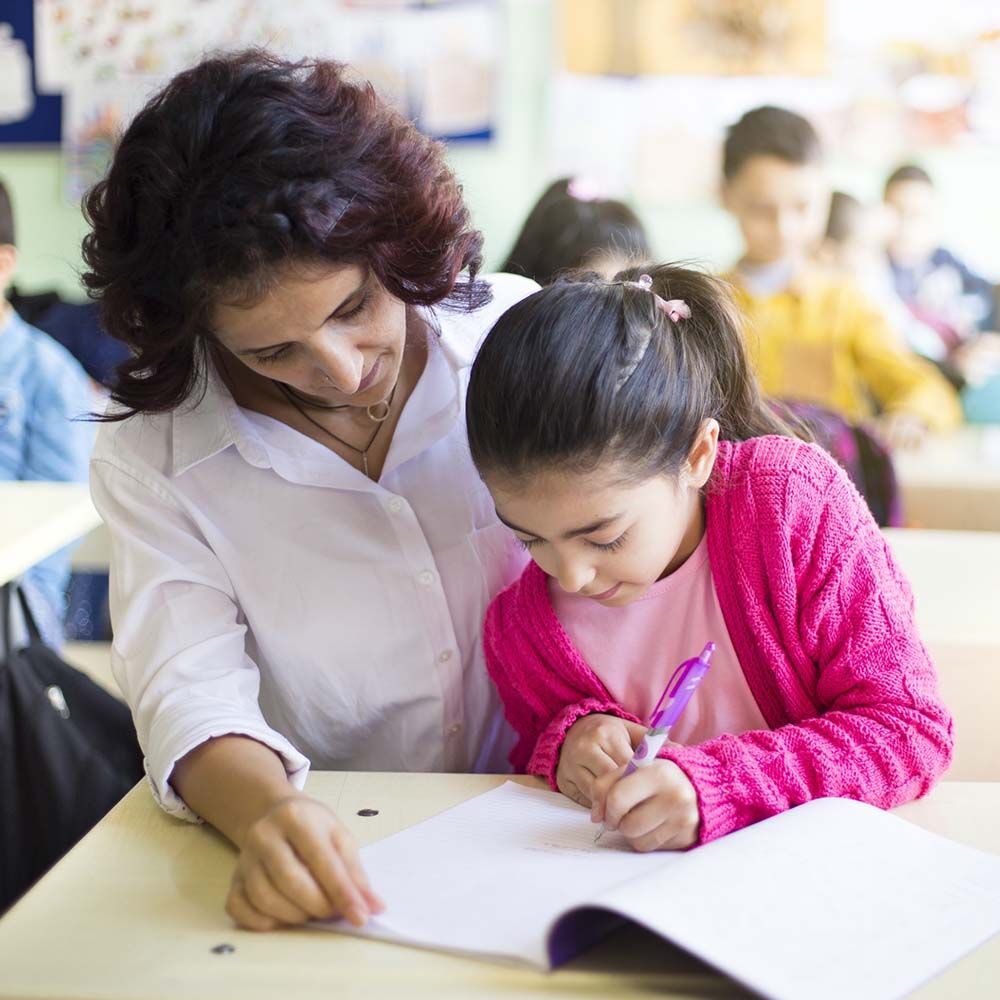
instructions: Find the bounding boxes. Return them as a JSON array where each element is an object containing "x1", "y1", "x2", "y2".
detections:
[
  {"x1": 0, "y1": 0, "x2": 62, "y2": 144},
  {"x1": 23, "y1": 0, "x2": 499, "y2": 201}
]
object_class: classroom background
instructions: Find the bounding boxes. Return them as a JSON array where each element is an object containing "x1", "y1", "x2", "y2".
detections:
[
  {"x1": 3, "y1": 1, "x2": 1000, "y2": 997},
  {"x1": 3, "y1": 0, "x2": 999, "y2": 298}
]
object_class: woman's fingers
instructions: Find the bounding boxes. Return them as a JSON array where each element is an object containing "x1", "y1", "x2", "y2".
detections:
[
  {"x1": 258, "y1": 838, "x2": 335, "y2": 919},
  {"x1": 291, "y1": 824, "x2": 371, "y2": 927},
  {"x1": 330, "y1": 825, "x2": 385, "y2": 913},
  {"x1": 242, "y1": 863, "x2": 311, "y2": 925},
  {"x1": 226, "y1": 875, "x2": 279, "y2": 931}
]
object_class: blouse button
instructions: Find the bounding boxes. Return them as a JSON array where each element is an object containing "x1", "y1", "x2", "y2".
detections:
[
  {"x1": 438, "y1": 649, "x2": 453, "y2": 663},
  {"x1": 387, "y1": 497, "x2": 404, "y2": 514},
  {"x1": 448, "y1": 723, "x2": 463, "y2": 737},
  {"x1": 418, "y1": 570, "x2": 435, "y2": 587}
]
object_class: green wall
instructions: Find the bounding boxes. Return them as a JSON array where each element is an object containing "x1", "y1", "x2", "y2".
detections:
[{"x1": 2, "y1": 0, "x2": 996, "y2": 302}]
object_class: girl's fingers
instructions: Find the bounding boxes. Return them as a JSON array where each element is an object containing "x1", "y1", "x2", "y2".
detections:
[
  {"x1": 605, "y1": 732, "x2": 635, "y2": 768},
  {"x1": 226, "y1": 876, "x2": 279, "y2": 932},
  {"x1": 618, "y1": 795, "x2": 672, "y2": 846},
  {"x1": 589, "y1": 764, "x2": 627, "y2": 823},
  {"x1": 622, "y1": 720, "x2": 649, "y2": 749},
  {"x1": 258, "y1": 839, "x2": 334, "y2": 920},
  {"x1": 629, "y1": 817, "x2": 685, "y2": 854},
  {"x1": 601, "y1": 766, "x2": 658, "y2": 831},
  {"x1": 561, "y1": 777, "x2": 591, "y2": 808},
  {"x1": 243, "y1": 864, "x2": 311, "y2": 925}
]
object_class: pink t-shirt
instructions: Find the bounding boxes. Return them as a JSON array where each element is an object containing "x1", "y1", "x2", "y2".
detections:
[{"x1": 548, "y1": 533, "x2": 769, "y2": 746}]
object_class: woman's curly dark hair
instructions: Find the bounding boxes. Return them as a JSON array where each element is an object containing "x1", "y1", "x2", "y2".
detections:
[{"x1": 82, "y1": 49, "x2": 488, "y2": 418}]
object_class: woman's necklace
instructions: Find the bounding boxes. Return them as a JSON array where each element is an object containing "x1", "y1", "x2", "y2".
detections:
[
  {"x1": 276, "y1": 381, "x2": 398, "y2": 479},
  {"x1": 276, "y1": 381, "x2": 393, "y2": 423}
]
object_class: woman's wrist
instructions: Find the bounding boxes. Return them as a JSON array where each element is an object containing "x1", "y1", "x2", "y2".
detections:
[{"x1": 171, "y1": 734, "x2": 305, "y2": 847}]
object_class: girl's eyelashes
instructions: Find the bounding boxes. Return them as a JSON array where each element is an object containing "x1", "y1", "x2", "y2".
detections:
[
  {"x1": 589, "y1": 531, "x2": 629, "y2": 553},
  {"x1": 516, "y1": 531, "x2": 630, "y2": 553}
]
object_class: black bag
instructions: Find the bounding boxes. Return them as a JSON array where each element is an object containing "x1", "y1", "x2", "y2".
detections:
[{"x1": 0, "y1": 582, "x2": 144, "y2": 912}]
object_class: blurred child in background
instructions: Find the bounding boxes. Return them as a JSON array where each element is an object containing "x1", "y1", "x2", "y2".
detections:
[
  {"x1": 720, "y1": 107, "x2": 961, "y2": 450},
  {"x1": 502, "y1": 177, "x2": 652, "y2": 286},
  {"x1": 0, "y1": 178, "x2": 94, "y2": 644},
  {"x1": 883, "y1": 164, "x2": 1000, "y2": 419}
]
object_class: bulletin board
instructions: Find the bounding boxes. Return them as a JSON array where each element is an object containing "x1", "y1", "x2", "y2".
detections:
[
  {"x1": 0, "y1": 0, "x2": 62, "y2": 145},
  {"x1": 1, "y1": 0, "x2": 499, "y2": 197}
]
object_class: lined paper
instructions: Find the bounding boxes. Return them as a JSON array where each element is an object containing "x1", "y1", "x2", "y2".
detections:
[{"x1": 317, "y1": 782, "x2": 1000, "y2": 999}]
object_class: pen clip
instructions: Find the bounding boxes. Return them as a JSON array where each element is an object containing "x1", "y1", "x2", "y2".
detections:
[{"x1": 649, "y1": 657, "x2": 695, "y2": 721}]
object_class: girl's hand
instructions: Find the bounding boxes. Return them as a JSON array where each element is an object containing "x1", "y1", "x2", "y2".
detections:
[
  {"x1": 590, "y1": 759, "x2": 700, "y2": 852},
  {"x1": 556, "y1": 713, "x2": 647, "y2": 808},
  {"x1": 226, "y1": 793, "x2": 385, "y2": 931}
]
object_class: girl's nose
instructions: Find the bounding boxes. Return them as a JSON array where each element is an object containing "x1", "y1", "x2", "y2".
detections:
[{"x1": 554, "y1": 556, "x2": 596, "y2": 595}]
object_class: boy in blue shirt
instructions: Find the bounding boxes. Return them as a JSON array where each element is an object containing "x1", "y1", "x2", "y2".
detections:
[{"x1": 0, "y1": 178, "x2": 94, "y2": 640}]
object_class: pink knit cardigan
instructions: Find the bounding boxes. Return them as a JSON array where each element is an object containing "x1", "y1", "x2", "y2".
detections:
[{"x1": 482, "y1": 436, "x2": 953, "y2": 845}]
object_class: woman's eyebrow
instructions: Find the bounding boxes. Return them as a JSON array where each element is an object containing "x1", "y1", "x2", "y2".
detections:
[{"x1": 494, "y1": 510, "x2": 624, "y2": 541}]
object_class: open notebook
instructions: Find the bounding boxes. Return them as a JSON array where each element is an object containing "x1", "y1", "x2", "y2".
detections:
[{"x1": 319, "y1": 782, "x2": 1000, "y2": 1000}]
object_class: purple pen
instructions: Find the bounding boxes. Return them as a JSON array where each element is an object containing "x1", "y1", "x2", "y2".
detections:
[{"x1": 594, "y1": 642, "x2": 715, "y2": 843}]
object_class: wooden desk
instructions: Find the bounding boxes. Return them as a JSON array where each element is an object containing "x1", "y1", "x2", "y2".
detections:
[
  {"x1": 883, "y1": 529, "x2": 1000, "y2": 780},
  {"x1": 894, "y1": 425, "x2": 1000, "y2": 531},
  {"x1": 0, "y1": 773, "x2": 998, "y2": 999},
  {"x1": 0, "y1": 482, "x2": 101, "y2": 585}
]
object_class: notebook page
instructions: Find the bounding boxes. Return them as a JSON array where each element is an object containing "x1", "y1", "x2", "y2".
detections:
[
  {"x1": 582, "y1": 796, "x2": 1000, "y2": 1000},
  {"x1": 316, "y1": 781, "x2": 671, "y2": 967}
]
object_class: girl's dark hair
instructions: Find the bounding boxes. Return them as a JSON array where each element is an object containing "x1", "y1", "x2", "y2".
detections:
[
  {"x1": 501, "y1": 178, "x2": 651, "y2": 287},
  {"x1": 467, "y1": 263, "x2": 799, "y2": 484},
  {"x1": 82, "y1": 49, "x2": 487, "y2": 418}
]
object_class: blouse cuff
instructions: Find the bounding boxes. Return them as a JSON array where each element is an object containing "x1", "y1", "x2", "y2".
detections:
[
  {"x1": 528, "y1": 698, "x2": 642, "y2": 789},
  {"x1": 146, "y1": 707, "x2": 311, "y2": 823}
]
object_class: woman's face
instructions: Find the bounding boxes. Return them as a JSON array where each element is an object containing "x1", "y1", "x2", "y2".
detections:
[{"x1": 210, "y1": 262, "x2": 407, "y2": 407}]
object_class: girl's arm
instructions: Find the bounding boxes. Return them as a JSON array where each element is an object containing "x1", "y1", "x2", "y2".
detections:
[
  {"x1": 659, "y1": 472, "x2": 954, "y2": 845},
  {"x1": 482, "y1": 594, "x2": 641, "y2": 779}
]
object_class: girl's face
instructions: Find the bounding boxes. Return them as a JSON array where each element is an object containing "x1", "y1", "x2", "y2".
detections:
[
  {"x1": 486, "y1": 422, "x2": 719, "y2": 607},
  {"x1": 210, "y1": 262, "x2": 407, "y2": 407}
]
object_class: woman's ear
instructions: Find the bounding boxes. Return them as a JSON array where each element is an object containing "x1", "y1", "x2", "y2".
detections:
[{"x1": 683, "y1": 418, "x2": 720, "y2": 489}]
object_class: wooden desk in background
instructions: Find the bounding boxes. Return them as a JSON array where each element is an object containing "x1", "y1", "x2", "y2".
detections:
[
  {"x1": 894, "y1": 425, "x2": 1000, "y2": 531},
  {"x1": 0, "y1": 482, "x2": 102, "y2": 586},
  {"x1": 0, "y1": 773, "x2": 999, "y2": 1000}
]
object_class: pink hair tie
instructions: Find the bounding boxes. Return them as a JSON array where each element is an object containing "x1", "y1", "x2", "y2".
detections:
[
  {"x1": 662, "y1": 299, "x2": 691, "y2": 323},
  {"x1": 627, "y1": 274, "x2": 691, "y2": 323}
]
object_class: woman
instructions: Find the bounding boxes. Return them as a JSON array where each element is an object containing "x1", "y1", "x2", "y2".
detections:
[{"x1": 83, "y1": 51, "x2": 533, "y2": 931}]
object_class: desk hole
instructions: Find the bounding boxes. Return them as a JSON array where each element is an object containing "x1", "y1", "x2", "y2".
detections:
[
  {"x1": 211, "y1": 943, "x2": 235, "y2": 955},
  {"x1": 357, "y1": 808, "x2": 379, "y2": 817}
]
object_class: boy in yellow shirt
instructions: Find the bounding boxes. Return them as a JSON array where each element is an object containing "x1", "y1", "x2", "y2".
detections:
[{"x1": 720, "y1": 106, "x2": 961, "y2": 449}]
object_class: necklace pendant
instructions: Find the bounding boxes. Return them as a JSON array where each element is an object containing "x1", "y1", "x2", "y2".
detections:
[
  {"x1": 362, "y1": 453, "x2": 370, "y2": 478},
  {"x1": 366, "y1": 399, "x2": 391, "y2": 423}
]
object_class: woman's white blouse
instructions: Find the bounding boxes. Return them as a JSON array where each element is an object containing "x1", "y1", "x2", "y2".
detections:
[{"x1": 90, "y1": 274, "x2": 536, "y2": 820}]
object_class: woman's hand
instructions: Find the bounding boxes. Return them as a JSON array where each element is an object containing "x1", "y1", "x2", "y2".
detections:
[
  {"x1": 556, "y1": 713, "x2": 647, "y2": 808},
  {"x1": 590, "y1": 759, "x2": 700, "y2": 852},
  {"x1": 227, "y1": 793, "x2": 384, "y2": 931}
]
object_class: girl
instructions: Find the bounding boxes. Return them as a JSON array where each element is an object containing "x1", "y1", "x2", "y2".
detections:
[
  {"x1": 502, "y1": 177, "x2": 652, "y2": 287},
  {"x1": 466, "y1": 264, "x2": 953, "y2": 851}
]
